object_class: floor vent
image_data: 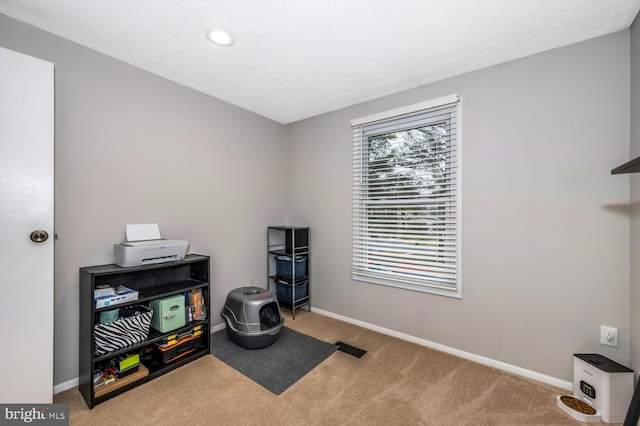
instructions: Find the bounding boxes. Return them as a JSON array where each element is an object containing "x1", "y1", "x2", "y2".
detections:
[{"x1": 335, "y1": 341, "x2": 367, "y2": 358}]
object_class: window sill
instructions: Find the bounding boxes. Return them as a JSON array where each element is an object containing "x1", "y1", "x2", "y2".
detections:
[{"x1": 353, "y1": 274, "x2": 461, "y2": 299}]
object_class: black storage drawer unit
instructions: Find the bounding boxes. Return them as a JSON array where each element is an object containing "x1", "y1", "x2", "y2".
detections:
[{"x1": 267, "y1": 227, "x2": 310, "y2": 319}]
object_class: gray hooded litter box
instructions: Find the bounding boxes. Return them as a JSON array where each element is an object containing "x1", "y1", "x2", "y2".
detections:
[{"x1": 221, "y1": 287, "x2": 283, "y2": 349}]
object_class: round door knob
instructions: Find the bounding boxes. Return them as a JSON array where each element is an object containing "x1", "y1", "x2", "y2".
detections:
[{"x1": 30, "y1": 230, "x2": 49, "y2": 243}]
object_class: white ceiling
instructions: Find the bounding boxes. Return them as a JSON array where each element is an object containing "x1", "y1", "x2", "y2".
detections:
[{"x1": 1, "y1": 1, "x2": 639, "y2": 124}]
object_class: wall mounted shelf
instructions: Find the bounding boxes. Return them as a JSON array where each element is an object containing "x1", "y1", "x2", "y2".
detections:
[{"x1": 611, "y1": 156, "x2": 640, "y2": 174}]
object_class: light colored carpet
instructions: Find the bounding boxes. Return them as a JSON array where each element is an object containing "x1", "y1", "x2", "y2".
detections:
[{"x1": 56, "y1": 311, "x2": 596, "y2": 425}]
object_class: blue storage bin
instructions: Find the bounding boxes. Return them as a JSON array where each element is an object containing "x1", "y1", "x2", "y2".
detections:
[
  {"x1": 275, "y1": 255, "x2": 307, "y2": 279},
  {"x1": 276, "y1": 279, "x2": 308, "y2": 305}
]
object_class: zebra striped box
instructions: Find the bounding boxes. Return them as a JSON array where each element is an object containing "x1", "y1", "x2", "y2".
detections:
[{"x1": 94, "y1": 306, "x2": 153, "y2": 356}]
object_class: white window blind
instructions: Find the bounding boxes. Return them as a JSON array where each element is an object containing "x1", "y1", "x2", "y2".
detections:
[{"x1": 352, "y1": 95, "x2": 461, "y2": 297}]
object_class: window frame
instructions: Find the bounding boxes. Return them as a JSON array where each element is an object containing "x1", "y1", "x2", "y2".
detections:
[{"x1": 351, "y1": 94, "x2": 462, "y2": 298}]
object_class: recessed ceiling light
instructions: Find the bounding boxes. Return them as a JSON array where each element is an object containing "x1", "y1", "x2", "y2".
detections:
[{"x1": 206, "y1": 28, "x2": 235, "y2": 47}]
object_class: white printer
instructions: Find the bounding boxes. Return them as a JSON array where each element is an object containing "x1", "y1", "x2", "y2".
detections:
[{"x1": 114, "y1": 223, "x2": 188, "y2": 267}]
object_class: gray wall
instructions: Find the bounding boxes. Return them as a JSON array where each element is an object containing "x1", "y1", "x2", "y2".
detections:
[
  {"x1": 631, "y1": 12, "x2": 640, "y2": 377},
  {"x1": 0, "y1": 14, "x2": 289, "y2": 386},
  {"x1": 288, "y1": 31, "x2": 631, "y2": 381},
  {"x1": 0, "y1": 12, "x2": 634, "y2": 387}
]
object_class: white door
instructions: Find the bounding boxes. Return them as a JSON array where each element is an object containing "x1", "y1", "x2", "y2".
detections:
[{"x1": 0, "y1": 47, "x2": 54, "y2": 403}]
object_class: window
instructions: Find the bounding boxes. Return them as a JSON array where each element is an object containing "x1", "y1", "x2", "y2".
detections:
[{"x1": 351, "y1": 94, "x2": 461, "y2": 297}]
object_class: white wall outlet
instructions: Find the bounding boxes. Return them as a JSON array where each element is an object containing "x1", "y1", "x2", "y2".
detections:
[
  {"x1": 600, "y1": 325, "x2": 618, "y2": 347},
  {"x1": 248, "y1": 275, "x2": 254, "y2": 287}
]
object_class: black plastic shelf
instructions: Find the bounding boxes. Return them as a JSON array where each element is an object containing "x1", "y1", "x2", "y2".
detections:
[
  {"x1": 612, "y1": 156, "x2": 640, "y2": 174},
  {"x1": 267, "y1": 226, "x2": 310, "y2": 319},
  {"x1": 269, "y1": 274, "x2": 309, "y2": 283},
  {"x1": 93, "y1": 319, "x2": 209, "y2": 363},
  {"x1": 92, "y1": 347, "x2": 208, "y2": 405},
  {"x1": 79, "y1": 254, "x2": 210, "y2": 409},
  {"x1": 94, "y1": 279, "x2": 208, "y2": 313},
  {"x1": 278, "y1": 297, "x2": 310, "y2": 311},
  {"x1": 268, "y1": 249, "x2": 309, "y2": 256}
]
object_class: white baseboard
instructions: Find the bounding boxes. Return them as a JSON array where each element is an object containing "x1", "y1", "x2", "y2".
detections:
[
  {"x1": 54, "y1": 377, "x2": 78, "y2": 395},
  {"x1": 211, "y1": 322, "x2": 226, "y2": 333},
  {"x1": 311, "y1": 307, "x2": 572, "y2": 391}
]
